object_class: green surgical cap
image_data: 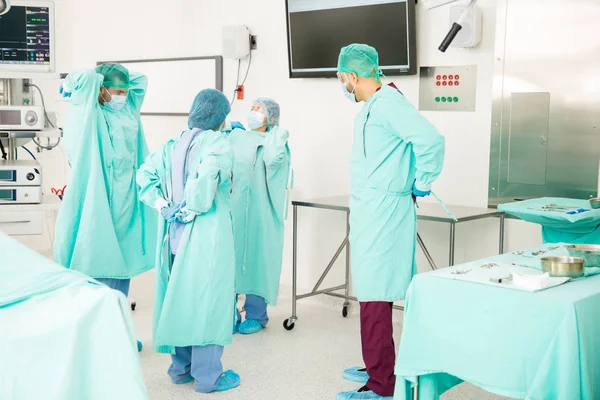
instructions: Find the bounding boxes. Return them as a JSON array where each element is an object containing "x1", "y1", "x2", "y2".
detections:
[
  {"x1": 95, "y1": 63, "x2": 130, "y2": 89},
  {"x1": 337, "y1": 44, "x2": 382, "y2": 82},
  {"x1": 254, "y1": 98, "x2": 280, "y2": 131}
]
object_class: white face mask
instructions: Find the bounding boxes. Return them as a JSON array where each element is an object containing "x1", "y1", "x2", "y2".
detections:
[
  {"x1": 106, "y1": 95, "x2": 127, "y2": 111},
  {"x1": 341, "y1": 82, "x2": 357, "y2": 102},
  {"x1": 101, "y1": 88, "x2": 127, "y2": 111},
  {"x1": 338, "y1": 73, "x2": 358, "y2": 103},
  {"x1": 247, "y1": 111, "x2": 266, "y2": 130}
]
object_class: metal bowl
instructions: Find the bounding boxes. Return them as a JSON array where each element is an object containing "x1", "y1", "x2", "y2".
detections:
[
  {"x1": 590, "y1": 198, "x2": 600, "y2": 209},
  {"x1": 566, "y1": 244, "x2": 600, "y2": 268},
  {"x1": 541, "y1": 256, "x2": 585, "y2": 278}
]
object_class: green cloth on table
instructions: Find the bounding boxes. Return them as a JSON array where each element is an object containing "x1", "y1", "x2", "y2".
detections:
[
  {"x1": 0, "y1": 234, "x2": 148, "y2": 400},
  {"x1": 393, "y1": 269, "x2": 600, "y2": 400},
  {"x1": 499, "y1": 198, "x2": 600, "y2": 244}
]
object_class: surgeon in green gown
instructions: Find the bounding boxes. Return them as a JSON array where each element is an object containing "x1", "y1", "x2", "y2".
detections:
[
  {"x1": 136, "y1": 88, "x2": 240, "y2": 393},
  {"x1": 336, "y1": 44, "x2": 445, "y2": 400},
  {"x1": 54, "y1": 64, "x2": 156, "y2": 351},
  {"x1": 229, "y1": 98, "x2": 292, "y2": 335}
]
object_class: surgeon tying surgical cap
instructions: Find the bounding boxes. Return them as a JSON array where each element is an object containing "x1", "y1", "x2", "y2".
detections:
[
  {"x1": 137, "y1": 88, "x2": 240, "y2": 394},
  {"x1": 53, "y1": 63, "x2": 156, "y2": 352},
  {"x1": 229, "y1": 98, "x2": 291, "y2": 336}
]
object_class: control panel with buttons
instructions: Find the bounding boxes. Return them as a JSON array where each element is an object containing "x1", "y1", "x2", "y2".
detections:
[{"x1": 418, "y1": 65, "x2": 477, "y2": 112}]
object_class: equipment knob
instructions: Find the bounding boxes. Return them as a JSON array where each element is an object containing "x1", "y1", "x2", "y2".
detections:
[
  {"x1": 26, "y1": 173, "x2": 35, "y2": 181},
  {"x1": 25, "y1": 111, "x2": 38, "y2": 126}
]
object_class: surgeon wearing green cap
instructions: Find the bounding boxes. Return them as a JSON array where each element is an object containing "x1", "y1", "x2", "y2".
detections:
[
  {"x1": 54, "y1": 64, "x2": 156, "y2": 352},
  {"x1": 336, "y1": 44, "x2": 445, "y2": 400}
]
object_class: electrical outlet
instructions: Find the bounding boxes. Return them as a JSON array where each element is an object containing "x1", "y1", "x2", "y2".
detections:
[
  {"x1": 22, "y1": 79, "x2": 30, "y2": 93},
  {"x1": 250, "y1": 35, "x2": 258, "y2": 50}
]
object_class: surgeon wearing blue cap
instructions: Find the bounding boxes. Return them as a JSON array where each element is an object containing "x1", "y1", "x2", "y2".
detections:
[{"x1": 137, "y1": 88, "x2": 240, "y2": 393}]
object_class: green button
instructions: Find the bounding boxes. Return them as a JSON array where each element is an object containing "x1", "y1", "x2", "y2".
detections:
[
  {"x1": 435, "y1": 97, "x2": 440, "y2": 103},
  {"x1": 441, "y1": 97, "x2": 447, "y2": 102},
  {"x1": 453, "y1": 97, "x2": 459, "y2": 102},
  {"x1": 447, "y1": 97, "x2": 453, "y2": 103}
]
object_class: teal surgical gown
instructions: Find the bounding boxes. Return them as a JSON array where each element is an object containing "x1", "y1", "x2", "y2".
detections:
[
  {"x1": 53, "y1": 69, "x2": 157, "y2": 279},
  {"x1": 137, "y1": 130, "x2": 235, "y2": 353},
  {"x1": 229, "y1": 127, "x2": 291, "y2": 306},
  {"x1": 349, "y1": 85, "x2": 445, "y2": 302}
]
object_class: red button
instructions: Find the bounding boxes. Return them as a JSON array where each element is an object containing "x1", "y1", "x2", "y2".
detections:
[
  {"x1": 442, "y1": 81, "x2": 447, "y2": 86},
  {"x1": 442, "y1": 75, "x2": 448, "y2": 80},
  {"x1": 454, "y1": 81, "x2": 460, "y2": 86},
  {"x1": 436, "y1": 75, "x2": 441, "y2": 80},
  {"x1": 436, "y1": 82, "x2": 441, "y2": 86},
  {"x1": 449, "y1": 81, "x2": 454, "y2": 86},
  {"x1": 455, "y1": 75, "x2": 460, "y2": 80}
]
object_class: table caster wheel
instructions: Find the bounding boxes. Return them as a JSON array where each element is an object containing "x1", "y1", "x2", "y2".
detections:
[
  {"x1": 283, "y1": 318, "x2": 296, "y2": 331},
  {"x1": 342, "y1": 304, "x2": 349, "y2": 318},
  {"x1": 131, "y1": 302, "x2": 137, "y2": 311}
]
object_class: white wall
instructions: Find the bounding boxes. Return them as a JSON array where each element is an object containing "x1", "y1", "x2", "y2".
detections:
[{"x1": 26, "y1": 0, "x2": 542, "y2": 288}]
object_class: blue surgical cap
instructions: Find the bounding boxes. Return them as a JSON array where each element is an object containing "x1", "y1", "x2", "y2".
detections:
[
  {"x1": 254, "y1": 98, "x2": 280, "y2": 131},
  {"x1": 188, "y1": 89, "x2": 231, "y2": 131}
]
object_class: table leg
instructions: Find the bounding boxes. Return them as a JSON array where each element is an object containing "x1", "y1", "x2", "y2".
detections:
[
  {"x1": 499, "y1": 214, "x2": 505, "y2": 254},
  {"x1": 292, "y1": 205, "x2": 298, "y2": 320},
  {"x1": 343, "y1": 211, "x2": 350, "y2": 314},
  {"x1": 417, "y1": 233, "x2": 438, "y2": 270},
  {"x1": 412, "y1": 380, "x2": 419, "y2": 400},
  {"x1": 449, "y1": 222, "x2": 456, "y2": 266}
]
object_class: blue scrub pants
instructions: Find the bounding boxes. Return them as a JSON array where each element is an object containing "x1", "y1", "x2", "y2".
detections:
[
  {"x1": 167, "y1": 255, "x2": 224, "y2": 392},
  {"x1": 95, "y1": 278, "x2": 131, "y2": 297},
  {"x1": 236, "y1": 294, "x2": 269, "y2": 326},
  {"x1": 169, "y1": 345, "x2": 224, "y2": 393}
]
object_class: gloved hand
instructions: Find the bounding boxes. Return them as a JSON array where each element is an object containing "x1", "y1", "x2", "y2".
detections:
[
  {"x1": 231, "y1": 121, "x2": 246, "y2": 131},
  {"x1": 160, "y1": 204, "x2": 181, "y2": 222},
  {"x1": 173, "y1": 206, "x2": 196, "y2": 224},
  {"x1": 412, "y1": 181, "x2": 431, "y2": 198},
  {"x1": 59, "y1": 83, "x2": 72, "y2": 98}
]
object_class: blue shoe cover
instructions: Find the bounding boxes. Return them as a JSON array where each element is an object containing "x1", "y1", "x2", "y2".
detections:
[
  {"x1": 239, "y1": 319, "x2": 265, "y2": 335},
  {"x1": 336, "y1": 389, "x2": 392, "y2": 400},
  {"x1": 214, "y1": 370, "x2": 240, "y2": 392},
  {"x1": 171, "y1": 375, "x2": 193, "y2": 385},
  {"x1": 343, "y1": 366, "x2": 369, "y2": 383}
]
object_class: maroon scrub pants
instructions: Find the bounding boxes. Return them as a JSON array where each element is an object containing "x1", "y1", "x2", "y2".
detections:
[{"x1": 359, "y1": 301, "x2": 396, "y2": 396}]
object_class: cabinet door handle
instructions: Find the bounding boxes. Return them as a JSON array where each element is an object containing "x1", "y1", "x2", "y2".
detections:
[{"x1": 0, "y1": 220, "x2": 31, "y2": 224}]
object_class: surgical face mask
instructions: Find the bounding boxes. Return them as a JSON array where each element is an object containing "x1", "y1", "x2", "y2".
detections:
[
  {"x1": 105, "y1": 95, "x2": 127, "y2": 111},
  {"x1": 101, "y1": 88, "x2": 127, "y2": 111},
  {"x1": 341, "y1": 80, "x2": 357, "y2": 103},
  {"x1": 247, "y1": 111, "x2": 266, "y2": 130}
]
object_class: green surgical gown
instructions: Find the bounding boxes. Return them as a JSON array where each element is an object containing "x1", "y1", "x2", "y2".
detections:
[
  {"x1": 229, "y1": 128, "x2": 291, "y2": 305},
  {"x1": 137, "y1": 130, "x2": 235, "y2": 352},
  {"x1": 349, "y1": 85, "x2": 445, "y2": 302},
  {"x1": 53, "y1": 69, "x2": 157, "y2": 279}
]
